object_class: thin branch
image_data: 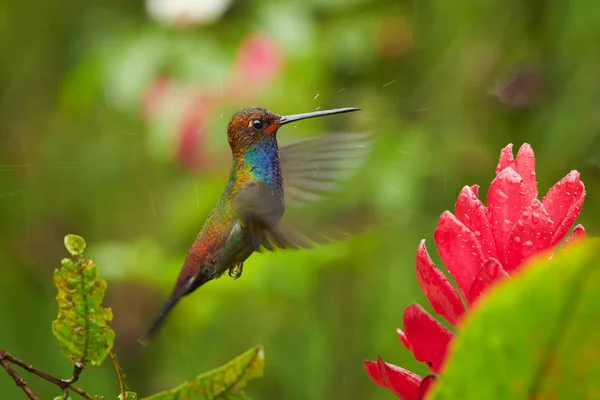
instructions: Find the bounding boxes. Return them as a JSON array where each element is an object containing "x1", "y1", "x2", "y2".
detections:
[
  {"x1": 0, "y1": 349, "x2": 95, "y2": 399},
  {"x1": 110, "y1": 352, "x2": 128, "y2": 397},
  {"x1": 65, "y1": 361, "x2": 85, "y2": 384},
  {"x1": 0, "y1": 353, "x2": 38, "y2": 400}
]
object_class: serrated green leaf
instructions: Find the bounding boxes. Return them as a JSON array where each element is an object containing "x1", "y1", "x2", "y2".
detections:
[
  {"x1": 430, "y1": 239, "x2": 600, "y2": 399},
  {"x1": 142, "y1": 345, "x2": 265, "y2": 400},
  {"x1": 52, "y1": 234, "x2": 115, "y2": 366}
]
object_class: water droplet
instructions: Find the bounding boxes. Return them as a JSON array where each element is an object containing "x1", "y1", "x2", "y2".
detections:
[
  {"x1": 496, "y1": 189, "x2": 509, "y2": 202},
  {"x1": 513, "y1": 236, "x2": 521, "y2": 243},
  {"x1": 531, "y1": 212, "x2": 540, "y2": 224},
  {"x1": 523, "y1": 240, "x2": 533, "y2": 247}
]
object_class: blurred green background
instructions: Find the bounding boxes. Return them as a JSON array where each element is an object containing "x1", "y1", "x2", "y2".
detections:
[{"x1": 1, "y1": 0, "x2": 599, "y2": 398}]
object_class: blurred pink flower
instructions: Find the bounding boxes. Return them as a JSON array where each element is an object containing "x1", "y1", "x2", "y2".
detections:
[
  {"x1": 140, "y1": 33, "x2": 284, "y2": 171},
  {"x1": 364, "y1": 143, "x2": 587, "y2": 399},
  {"x1": 233, "y1": 34, "x2": 284, "y2": 91}
]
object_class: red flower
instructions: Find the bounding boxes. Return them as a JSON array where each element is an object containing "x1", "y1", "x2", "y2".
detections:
[{"x1": 364, "y1": 143, "x2": 587, "y2": 399}]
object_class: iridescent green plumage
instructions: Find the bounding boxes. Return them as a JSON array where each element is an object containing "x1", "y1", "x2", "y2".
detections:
[{"x1": 141, "y1": 106, "x2": 371, "y2": 343}]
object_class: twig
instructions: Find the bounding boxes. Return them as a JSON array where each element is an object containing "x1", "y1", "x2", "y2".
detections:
[
  {"x1": 110, "y1": 352, "x2": 128, "y2": 397},
  {"x1": 0, "y1": 355, "x2": 38, "y2": 400},
  {"x1": 65, "y1": 361, "x2": 85, "y2": 384},
  {"x1": 0, "y1": 349, "x2": 95, "y2": 399}
]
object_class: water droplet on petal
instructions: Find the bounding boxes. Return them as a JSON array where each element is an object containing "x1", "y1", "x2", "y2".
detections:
[
  {"x1": 523, "y1": 240, "x2": 533, "y2": 247},
  {"x1": 513, "y1": 236, "x2": 521, "y2": 243},
  {"x1": 496, "y1": 189, "x2": 509, "y2": 202}
]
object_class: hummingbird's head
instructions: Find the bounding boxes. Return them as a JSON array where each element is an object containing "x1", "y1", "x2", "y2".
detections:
[
  {"x1": 227, "y1": 107, "x2": 280, "y2": 151},
  {"x1": 227, "y1": 106, "x2": 361, "y2": 153}
]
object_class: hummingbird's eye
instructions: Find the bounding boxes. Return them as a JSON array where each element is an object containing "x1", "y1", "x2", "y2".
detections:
[{"x1": 251, "y1": 119, "x2": 265, "y2": 130}]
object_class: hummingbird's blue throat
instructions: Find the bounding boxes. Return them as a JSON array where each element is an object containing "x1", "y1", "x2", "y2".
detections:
[{"x1": 243, "y1": 136, "x2": 281, "y2": 186}]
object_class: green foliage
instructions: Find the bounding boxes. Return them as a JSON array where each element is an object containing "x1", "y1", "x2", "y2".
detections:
[
  {"x1": 142, "y1": 345, "x2": 265, "y2": 400},
  {"x1": 431, "y1": 239, "x2": 600, "y2": 399},
  {"x1": 2, "y1": 0, "x2": 600, "y2": 398},
  {"x1": 0, "y1": 233, "x2": 265, "y2": 399},
  {"x1": 52, "y1": 234, "x2": 116, "y2": 366}
]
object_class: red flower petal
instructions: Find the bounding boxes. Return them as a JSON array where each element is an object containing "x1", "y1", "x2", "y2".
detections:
[
  {"x1": 400, "y1": 304, "x2": 454, "y2": 373},
  {"x1": 434, "y1": 211, "x2": 485, "y2": 298},
  {"x1": 416, "y1": 375, "x2": 438, "y2": 400},
  {"x1": 496, "y1": 143, "x2": 515, "y2": 173},
  {"x1": 364, "y1": 360, "x2": 386, "y2": 387},
  {"x1": 467, "y1": 258, "x2": 509, "y2": 304},
  {"x1": 397, "y1": 328, "x2": 411, "y2": 350},
  {"x1": 565, "y1": 224, "x2": 587, "y2": 244},
  {"x1": 487, "y1": 167, "x2": 527, "y2": 259},
  {"x1": 416, "y1": 240, "x2": 465, "y2": 327},
  {"x1": 373, "y1": 358, "x2": 423, "y2": 400},
  {"x1": 504, "y1": 199, "x2": 553, "y2": 272},
  {"x1": 513, "y1": 144, "x2": 538, "y2": 206},
  {"x1": 455, "y1": 185, "x2": 497, "y2": 261},
  {"x1": 542, "y1": 170, "x2": 586, "y2": 245}
]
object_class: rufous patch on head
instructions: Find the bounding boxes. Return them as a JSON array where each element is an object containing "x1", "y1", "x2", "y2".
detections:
[{"x1": 264, "y1": 123, "x2": 279, "y2": 135}]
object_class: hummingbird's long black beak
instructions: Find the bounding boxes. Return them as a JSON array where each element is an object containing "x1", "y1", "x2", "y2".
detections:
[{"x1": 278, "y1": 107, "x2": 360, "y2": 126}]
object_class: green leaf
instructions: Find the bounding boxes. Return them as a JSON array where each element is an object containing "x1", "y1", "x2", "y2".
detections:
[
  {"x1": 52, "y1": 234, "x2": 115, "y2": 366},
  {"x1": 430, "y1": 239, "x2": 600, "y2": 399},
  {"x1": 142, "y1": 345, "x2": 265, "y2": 400}
]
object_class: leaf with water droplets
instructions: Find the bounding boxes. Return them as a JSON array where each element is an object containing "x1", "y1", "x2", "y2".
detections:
[
  {"x1": 52, "y1": 235, "x2": 115, "y2": 366},
  {"x1": 141, "y1": 345, "x2": 264, "y2": 400}
]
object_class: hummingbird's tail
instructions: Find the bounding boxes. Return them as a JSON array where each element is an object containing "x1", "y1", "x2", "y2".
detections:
[{"x1": 138, "y1": 277, "x2": 194, "y2": 346}]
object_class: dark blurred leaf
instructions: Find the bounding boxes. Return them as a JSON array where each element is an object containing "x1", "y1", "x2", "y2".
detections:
[
  {"x1": 52, "y1": 234, "x2": 116, "y2": 367},
  {"x1": 431, "y1": 239, "x2": 600, "y2": 399},
  {"x1": 142, "y1": 345, "x2": 265, "y2": 400}
]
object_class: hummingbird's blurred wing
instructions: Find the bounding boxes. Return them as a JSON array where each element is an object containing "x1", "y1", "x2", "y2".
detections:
[
  {"x1": 279, "y1": 132, "x2": 374, "y2": 206},
  {"x1": 235, "y1": 180, "x2": 287, "y2": 250},
  {"x1": 235, "y1": 132, "x2": 374, "y2": 252},
  {"x1": 242, "y1": 132, "x2": 374, "y2": 251}
]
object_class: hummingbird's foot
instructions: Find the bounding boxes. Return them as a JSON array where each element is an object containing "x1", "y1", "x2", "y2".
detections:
[{"x1": 228, "y1": 262, "x2": 244, "y2": 280}]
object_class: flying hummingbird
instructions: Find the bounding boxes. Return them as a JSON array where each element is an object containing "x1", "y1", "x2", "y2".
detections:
[{"x1": 141, "y1": 106, "x2": 372, "y2": 343}]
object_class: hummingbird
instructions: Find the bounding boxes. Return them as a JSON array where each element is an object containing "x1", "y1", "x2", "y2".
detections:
[{"x1": 141, "y1": 106, "x2": 372, "y2": 343}]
